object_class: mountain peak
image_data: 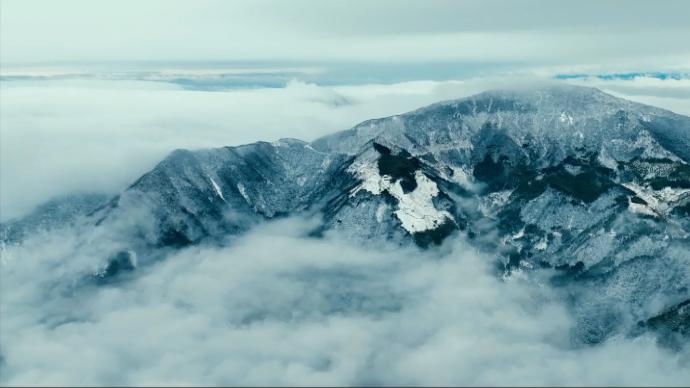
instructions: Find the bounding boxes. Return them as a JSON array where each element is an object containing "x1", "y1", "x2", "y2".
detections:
[
  {"x1": 312, "y1": 85, "x2": 690, "y2": 162},
  {"x1": 4, "y1": 87, "x2": 689, "y2": 347}
]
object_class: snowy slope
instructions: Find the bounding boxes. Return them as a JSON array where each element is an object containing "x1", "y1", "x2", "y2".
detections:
[{"x1": 3, "y1": 84, "x2": 689, "y2": 346}]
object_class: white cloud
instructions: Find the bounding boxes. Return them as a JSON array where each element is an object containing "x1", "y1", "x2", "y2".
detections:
[
  {"x1": 1, "y1": 218, "x2": 688, "y2": 386},
  {"x1": 564, "y1": 77, "x2": 690, "y2": 115},
  {"x1": 2, "y1": 75, "x2": 689, "y2": 221},
  {"x1": 0, "y1": 76, "x2": 498, "y2": 221}
]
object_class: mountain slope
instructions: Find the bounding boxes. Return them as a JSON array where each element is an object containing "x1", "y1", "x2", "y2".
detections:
[{"x1": 3, "y1": 84, "x2": 689, "y2": 346}]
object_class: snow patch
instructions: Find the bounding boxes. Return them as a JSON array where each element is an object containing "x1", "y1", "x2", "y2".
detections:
[
  {"x1": 209, "y1": 177, "x2": 226, "y2": 202},
  {"x1": 236, "y1": 183, "x2": 250, "y2": 203},
  {"x1": 390, "y1": 171, "x2": 453, "y2": 233},
  {"x1": 633, "y1": 131, "x2": 682, "y2": 161},
  {"x1": 559, "y1": 112, "x2": 574, "y2": 125},
  {"x1": 564, "y1": 164, "x2": 582, "y2": 176},
  {"x1": 623, "y1": 182, "x2": 690, "y2": 216},
  {"x1": 628, "y1": 200, "x2": 658, "y2": 217},
  {"x1": 349, "y1": 162, "x2": 391, "y2": 197},
  {"x1": 423, "y1": 141, "x2": 474, "y2": 153},
  {"x1": 597, "y1": 147, "x2": 618, "y2": 170},
  {"x1": 349, "y1": 162, "x2": 452, "y2": 233}
]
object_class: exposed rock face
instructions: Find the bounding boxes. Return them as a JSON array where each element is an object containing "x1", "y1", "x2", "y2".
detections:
[{"x1": 3, "y1": 84, "x2": 689, "y2": 346}]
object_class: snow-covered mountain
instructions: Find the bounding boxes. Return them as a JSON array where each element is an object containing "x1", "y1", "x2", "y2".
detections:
[{"x1": 2, "y1": 84, "x2": 689, "y2": 347}]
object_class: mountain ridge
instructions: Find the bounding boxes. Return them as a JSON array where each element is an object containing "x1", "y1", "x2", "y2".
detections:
[{"x1": 2, "y1": 84, "x2": 689, "y2": 347}]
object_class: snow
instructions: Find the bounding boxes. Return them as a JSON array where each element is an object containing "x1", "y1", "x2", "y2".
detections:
[
  {"x1": 127, "y1": 250, "x2": 139, "y2": 268},
  {"x1": 633, "y1": 130, "x2": 682, "y2": 161},
  {"x1": 479, "y1": 190, "x2": 513, "y2": 215},
  {"x1": 489, "y1": 190, "x2": 514, "y2": 207},
  {"x1": 349, "y1": 162, "x2": 391, "y2": 197},
  {"x1": 390, "y1": 171, "x2": 453, "y2": 233},
  {"x1": 597, "y1": 148, "x2": 618, "y2": 170},
  {"x1": 622, "y1": 182, "x2": 690, "y2": 216},
  {"x1": 658, "y1": 186, "x2": 690, "y2": 202},
  {"x1": 511, "y1": 228, "x2": 525, "y2": 240},
  {"x1": 349, "y1": 162, "x2": 452, "y2": 233},
  {"x1": 628, "y1": 200, "x2": 657, "y2": 217},
  {"x1": 236, "y1": 183, "x2": 250, "y2": 203},
  {"x1": 559, "y1": 112, "x2": 574, "y2": 125},
  {"x1": 449, "y1": 166, "x2": 475, "y2": 189},
  {"x1": 564, "y1": 164, "x2": 583, "y2": 176},
  {"x1": 423, "y1": 141, "x2": 474, "y2": 153},
  {"x1": 209, "y1": 177, "x2": 226, "y2": 202},
  {"x1": 375, "y1": 204, "x2": 387, "y2": 223}
]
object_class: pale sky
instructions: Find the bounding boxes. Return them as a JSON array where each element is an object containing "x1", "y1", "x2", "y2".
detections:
[
  {"x1": 2, "y1": 0, "x2": 690, "y2": 70},
  {"x1": 2, "y1": 0, "x2": 690, "y2": 220}
]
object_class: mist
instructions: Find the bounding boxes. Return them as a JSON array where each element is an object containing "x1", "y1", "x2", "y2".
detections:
[{"x1": 1, "y1": 217, "x2": 689, "y2": 386}]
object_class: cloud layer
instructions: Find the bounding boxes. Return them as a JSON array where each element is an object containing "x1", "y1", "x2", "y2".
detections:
[
  {"x1": 1, "y1": 217, "x2": 689, "y2": 386},
  {"x1": 0, "y1": 78, "x2": 459, "y2": 220},
  {"x1": 2, "y1": 75, "x2": 690, "y2": 221}
]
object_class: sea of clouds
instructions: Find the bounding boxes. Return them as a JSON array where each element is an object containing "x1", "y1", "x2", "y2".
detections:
[
  {"x1": 1, "y1": 216, "x2": 689, "y2": 386},
  {"x1": 2, "y1": 73, "x2": 690, "y2": 386}
]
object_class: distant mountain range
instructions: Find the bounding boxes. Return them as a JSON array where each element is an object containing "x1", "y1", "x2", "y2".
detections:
[
  {"x1": 555, "y1": 71, "x2": 690, "y2": 81},
  {"x1": 3, "y1": 84, "x2": 689, "y2": 347}
]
